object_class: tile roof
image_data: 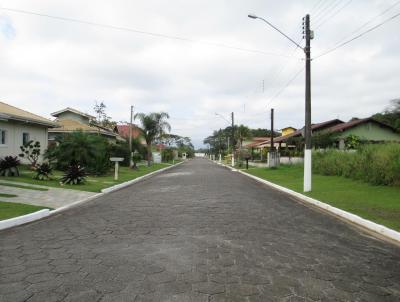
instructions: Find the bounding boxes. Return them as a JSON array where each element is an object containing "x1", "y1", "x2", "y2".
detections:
[
  {"x1": 327, "y1": 117, "x2": 397, "y2": 133},
  {"x1": 0, "y1": 101, "x2": 57, "y2": 127},
  {"x1": 49, "y1": 119, "x2": 117, "y2": 137},
  {"x1": 116, "y1": 124, "x2": 142, "y2": 139},
  {"x1": 51, "y1": 107, "x2": 95, "y2": 119}
]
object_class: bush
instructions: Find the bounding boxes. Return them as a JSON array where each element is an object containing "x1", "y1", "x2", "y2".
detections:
[
  {"x1": 34, "y1": 163, "x2": 53, "y2": 180},
  {"x1": 313, "y1": 144, "x2": 400, "y2": 186},
  {"x1": 162, "y1": 148, "x2": 175, "y2": 162},
  {"x1": 45, "y1": 131, "x2": 111, "y2": 175},
  {"x1": 0, "y1": 156, "x2": 20, "y2": 176},
  {"x1": 19, "y1": 140, "x2": 41, "y2": 168},
  {"x1": 60, "y1": 162, "x2": 86, "y2": 185}
]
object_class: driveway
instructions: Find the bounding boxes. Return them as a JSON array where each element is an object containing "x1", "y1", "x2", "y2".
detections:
[
  {"x1": 0, "y1": 158, "x2": 399, "y2": 301},
  {"x1": 0, "y1": 181, "x2": 97, "y2": 209}
]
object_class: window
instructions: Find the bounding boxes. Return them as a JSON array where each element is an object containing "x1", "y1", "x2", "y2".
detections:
[
  {"x1": 22, "y1": 132, "x2": 30, "y2": 145},
  {"x1": 0, "y1": 130, "x2": 5, "y2": 145}
]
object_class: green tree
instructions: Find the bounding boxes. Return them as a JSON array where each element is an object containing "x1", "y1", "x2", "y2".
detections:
[
  {"x1": 236, "y1": 125, "x2": 252, "y2": 149},
  {"x1": 373, "y1": 98, "x2": 400, "y2": 131},
  {"x1": 134, "y1": 112, "x2": 171, "y2": 166},
  {"x1": 45, "y1": 131, "x2": 111, "y2": 175}
]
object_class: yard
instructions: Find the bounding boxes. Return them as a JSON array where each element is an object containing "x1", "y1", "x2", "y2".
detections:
[
  {"x1": 0, "y1": 201, "x2": 51, "y2": 220},
  {"x1": 244, "y1": 164, "x2": 400, "y2": 232},
  {"x1": 0, "y1": 163, "x2": 173, "y2": 193}
]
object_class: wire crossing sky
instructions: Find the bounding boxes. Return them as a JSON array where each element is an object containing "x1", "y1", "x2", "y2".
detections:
[{"x1": 0, "y1": 0, "x2": 399, "y2": 148}]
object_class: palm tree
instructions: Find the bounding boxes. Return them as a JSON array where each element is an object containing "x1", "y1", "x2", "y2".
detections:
[
  {"x1": 236, "y1": 125, "x2": 252, "y2": 149},
  {"x1": 134, "y1": 112, "x2": 171, "y2": 166}
]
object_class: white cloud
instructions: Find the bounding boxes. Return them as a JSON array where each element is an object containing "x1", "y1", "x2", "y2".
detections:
[{"x1": 0, "y1": 0, "x2": 399, "y2": 148}]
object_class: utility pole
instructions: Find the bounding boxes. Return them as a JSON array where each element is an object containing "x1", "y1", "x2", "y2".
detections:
[
  {"x1": 129, "y1": 105, "x2": 134, "y2": 168},
  {"x1": 231, "y1": 112, "x2": 235, "y2": 167},
  {"x1": 248, "y1": 12, "x2": 313, "y2": 192},
  {"x1": 303, "y1": 14, "x2": 312, "y2": 192},
  {"x1": 270, "y1": 108, "x2": 274, "y2": 151}
]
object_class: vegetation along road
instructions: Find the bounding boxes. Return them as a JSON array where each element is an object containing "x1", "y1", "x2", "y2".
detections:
[{"x1": 0, "y1": 158, "x2": 399, "y2": 301}]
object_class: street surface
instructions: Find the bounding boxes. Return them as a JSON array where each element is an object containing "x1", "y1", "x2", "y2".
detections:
[{"x1": 1, "y1": 158, "x2": 399, "y2": 301}]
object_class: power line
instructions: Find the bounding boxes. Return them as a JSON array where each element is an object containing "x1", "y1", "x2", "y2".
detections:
[
  {"x1": 313, "y1": 0, "x2": 353, "y2": 30},
  {"x1": 314, "y1": 0, "x2": 342, "y2": 22},
  {"x1": 0, "y1": 6, "x2": 298, "y2": 59},
  {"x1": 314, "y1": 11, "x2": 400, "y2": 60},
  {"x1": 266, "y1": 66, "x2": 304, "y2": 107},
  {"x1": 324, "y1": 0, "x2": 400, "y2": 47}
]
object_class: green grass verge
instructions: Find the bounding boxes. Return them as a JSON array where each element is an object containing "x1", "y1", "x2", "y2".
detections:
[
  {"x1": 0, "y1": 201, "x2": 51, "y2": 220},
  {"x1": 0, "y1": 163, "x2": 173, "y2": 193},
  {"x1": 244, "y1": 164, "x2": 400, "y2": 232},
  {"x1": 0, "y1": 182, "x2": 48, "y2": 191},
  {"x1": 0, "y1": 193, "x2": 18, "y2": 198}
]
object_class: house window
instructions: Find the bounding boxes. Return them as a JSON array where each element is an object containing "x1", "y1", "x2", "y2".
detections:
[
  {"x1": 22, "y1": 132, "x2": 30, "y2": 145},
  {"x1": 0, "y1": 130, "x2": 6, "y2": 145}
]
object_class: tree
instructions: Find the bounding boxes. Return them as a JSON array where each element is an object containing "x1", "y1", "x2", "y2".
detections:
[
  {"x1": 19, "y1": 140, "x2": 41, "y2": 168},
  {"x1": 236, "y1": 125, "x2": 252, "y2": 149},
  {"x1": 93, "y1": 101, "x2": 116, "y2": 129},
  {"x1": 373, "y1": 98, "x2": 400, "y2": 131},
  {"x1": 134, "y1": 112, "x2": 171, "y2": 166}
]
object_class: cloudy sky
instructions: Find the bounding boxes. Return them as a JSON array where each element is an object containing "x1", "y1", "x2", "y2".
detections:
[{"x1": 0, "y1": 0, "x2": 399, "y2": 148}]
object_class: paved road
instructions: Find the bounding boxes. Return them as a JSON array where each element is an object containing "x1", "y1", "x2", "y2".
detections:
[{"x1": 1, "y1": 159, "x2": 399, "y2": 301}]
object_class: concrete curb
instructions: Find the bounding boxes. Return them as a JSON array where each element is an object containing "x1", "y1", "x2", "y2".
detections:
[
  {"x1": 0, "y1": 209, "x2": 50, "y2": 230},
  {"x1": 0, "y1": 161, "x2": 186, "y2": 231},
  {"x1": 218, "y1": 162, "x2": 400, "y2": 244}
]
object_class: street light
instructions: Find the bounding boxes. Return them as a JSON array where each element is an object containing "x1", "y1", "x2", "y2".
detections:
[{"x1": 248, "y1": 13, "x2": 313, "y2": 192}]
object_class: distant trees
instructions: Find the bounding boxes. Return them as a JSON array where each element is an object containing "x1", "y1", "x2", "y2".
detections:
[{"x1": 373, "y1": 98, "x2": 400, "y2": 131}]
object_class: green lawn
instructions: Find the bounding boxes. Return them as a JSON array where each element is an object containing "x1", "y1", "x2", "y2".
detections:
[
  {"x1": 0, "y1": 163, "x2": 174, "y2": 193},
  {"x1": 0, "y1": 201, "x2": 51, "y2": 220},
  {"x1": 0, "y1": 193, "x2": 18, "y2": 198},
  {"x1": 244, "y1": 164, "x2": 400, "y2": 232}
]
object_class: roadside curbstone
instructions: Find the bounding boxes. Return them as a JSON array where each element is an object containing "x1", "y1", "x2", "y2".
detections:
[
  {"x1": 0, "y1": 161, "x2": 186, "y2": 231},
  {"x1": 218, "y1": 162, "x2": 400, "y2": 244}
]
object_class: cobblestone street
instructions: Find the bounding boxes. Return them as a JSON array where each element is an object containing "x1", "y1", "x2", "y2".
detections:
[{"x1": 1, "y1": 158, "x2": 399, "y2": 301}]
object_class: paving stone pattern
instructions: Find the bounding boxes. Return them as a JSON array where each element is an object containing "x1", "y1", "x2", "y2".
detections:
[
  {"x1": 0, "y1": 159, "x2": 399, "y2": 301},
  {"x1": 0, "y1": 181, "x2": 97, "y2": 209}
]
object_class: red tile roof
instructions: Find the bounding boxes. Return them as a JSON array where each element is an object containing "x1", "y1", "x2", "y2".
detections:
[
  {"x1": 116, "y1": 124, "x2": 142, "y2": 139},
  {"x1": 327, "y1": 117, "x2": 397, "y2": 133}
]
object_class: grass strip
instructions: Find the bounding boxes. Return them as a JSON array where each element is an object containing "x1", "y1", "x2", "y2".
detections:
[
  {"x1": 0, "y1": 193, "x2": 18, "y2": 198},
  {"x1": 0, "y1": 183, "x2": 48, "y2": 191},
  {"x1": 244, "y1": 164, "x2": 400, "y2": 232},
  {"x1": 0, "y1": 201, "x2": 52, "y2": 220}
]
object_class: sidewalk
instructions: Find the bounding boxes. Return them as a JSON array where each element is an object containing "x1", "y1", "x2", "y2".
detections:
[{"x1": 0, "y1": 180, "x2": 97, "y2": 209}]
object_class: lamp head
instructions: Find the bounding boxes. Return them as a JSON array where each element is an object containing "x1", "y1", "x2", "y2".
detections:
[{"x1": 248, "y1": 14, "x2": 258, "y2": 19}]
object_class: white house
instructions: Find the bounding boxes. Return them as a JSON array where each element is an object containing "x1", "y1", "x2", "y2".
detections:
[{"x1": 0, "y1": 101, "x2": 57, "y2": 163}]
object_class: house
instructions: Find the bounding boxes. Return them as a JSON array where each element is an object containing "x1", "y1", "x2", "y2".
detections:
[
  {"x1": 48, "y1": 107, "x2": 122, "y2": 144},
  {"x1": 115, "y1": 124, "x2": 142, "y2": 140},
  {"x1": 326, "y1": 117, "x2": 400, "y2": 149},
  {"x1": 281, "y1": 126, "x2": 297, "y2": 136},
  {"x1": 246, "y1": 119, "x2": 344, "y2": 151},
  {"x1": 0, "y1": 101, "x2": 57, "y2": 162}
]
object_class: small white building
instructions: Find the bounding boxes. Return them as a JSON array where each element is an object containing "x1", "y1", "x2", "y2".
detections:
[{"x1": 0, "y1": 101, "x2": 57, "y2": 163}]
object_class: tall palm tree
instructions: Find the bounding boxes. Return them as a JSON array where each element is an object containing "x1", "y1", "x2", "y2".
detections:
[{"x1": 134, "y1": 112, "x2": 171, "y2": 166}]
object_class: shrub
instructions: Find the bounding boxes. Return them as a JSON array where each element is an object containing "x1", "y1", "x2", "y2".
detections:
[
  {"x1": 60, "y1": 162, "x2": 86, "y2": 185},
  {"x1": 162, "y1": 148, "x2": 174, "y2": 162},
  {"x1": 19, "y1": 140, "x2": 41, "y2": 168},
  {"x1": 0, "y1": 156, "x2": 20, "y2": 176},
  {"x1": 313, "y1": 144, "x2": 400, "y2": 186},
  {"x1": 34, "y1": 163, "x2": 53, "y2": 180},
  {"x1": 45, "y1": 131, "x2": 111, "y2": 175}
]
